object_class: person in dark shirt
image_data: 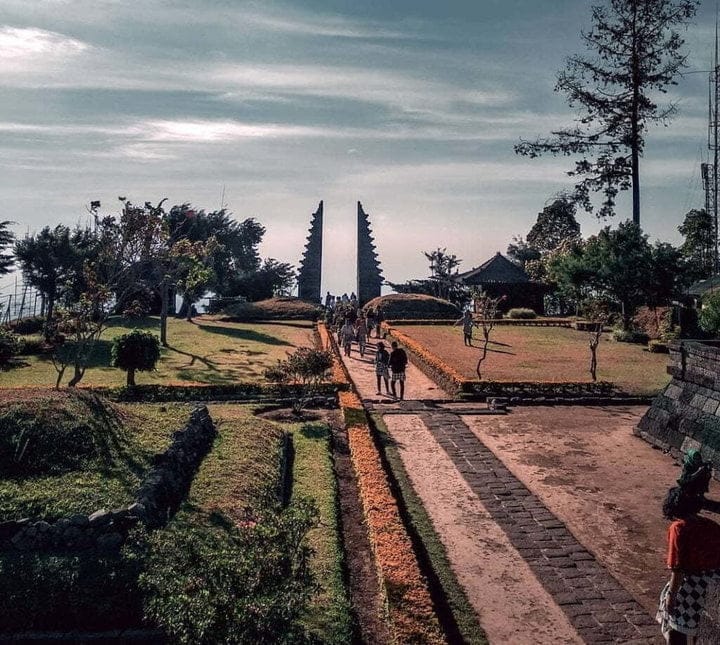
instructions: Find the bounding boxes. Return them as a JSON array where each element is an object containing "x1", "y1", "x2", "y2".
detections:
[
  {"x1": 657, "y1": 486, "x2": 720, "y2": 643},
  {"x1": 374, "y1": 341, "x2": 390, "y2": 395},
  {"x1": 388, "y1": 341, "x2": 408, "y2": 400}
]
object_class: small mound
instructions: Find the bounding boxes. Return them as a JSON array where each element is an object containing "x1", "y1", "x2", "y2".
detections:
[
  {"x1": 221, "y1": 297, "x2": 322, "y2": 321},
  {"x1": 364, "y1": 293, "x2": 460, "y2": 320},
  {"x1": 0, "y1": 390, "x2": 125, "y2": 477}
]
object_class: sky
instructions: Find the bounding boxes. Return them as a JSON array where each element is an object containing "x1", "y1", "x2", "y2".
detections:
[{"x1": 1, "y1": 0, "x2": 719, "y2": 297}]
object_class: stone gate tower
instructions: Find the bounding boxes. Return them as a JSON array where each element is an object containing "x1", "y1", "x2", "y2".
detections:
[
  {"x1": 356, "y1": 201, "x2": 383, "y2": 306},
  {"x1": 297, "y1": 201, "x2": 323, "y2": 303}
]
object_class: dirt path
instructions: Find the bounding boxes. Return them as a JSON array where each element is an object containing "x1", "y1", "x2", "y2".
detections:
[
  {"x1": 384, "y1": 413, "x2": 583, "y2": 644},
  {"x1": 463, "y1": 406, "x2": 720, "y2": 614}
]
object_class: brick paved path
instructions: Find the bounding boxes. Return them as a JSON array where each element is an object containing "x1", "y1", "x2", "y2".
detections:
[{"x1": 421, "y1": 409, "x2": 661, "y2": 644}]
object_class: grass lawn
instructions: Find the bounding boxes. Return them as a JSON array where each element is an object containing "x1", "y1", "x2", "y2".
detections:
[
  {"x1": 0, "y1": 390, "x2": 189, "y2": 522},
  {"x1": 177, "y1": 405, "x2": 352, "y2": 644},
  {"x1": 2, "y1": 315, "x2": 315, "y2": 388},
  {"x1": 394, "y1": 324, "x2": 670, "y2": 396},
  {"x1": 291, "y1": 420, "x2": 353, "y2": 644}
]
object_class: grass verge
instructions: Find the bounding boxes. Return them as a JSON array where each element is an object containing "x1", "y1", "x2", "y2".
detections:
[
  {"x1": 371, "y1": 413, "x2": 488, "y2": 645},
  {"x1": 291, "y1": 420, "x2": 353, "y2": 644}
]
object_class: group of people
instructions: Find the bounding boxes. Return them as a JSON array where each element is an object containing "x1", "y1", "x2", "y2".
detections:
[{"x1": 336, "y1": 313, "x2": 407, "y2": 399}]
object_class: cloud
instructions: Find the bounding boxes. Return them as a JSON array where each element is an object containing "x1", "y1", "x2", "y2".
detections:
[{"x1": 0, "y1": 26, "x2": 87, "y2": 59}]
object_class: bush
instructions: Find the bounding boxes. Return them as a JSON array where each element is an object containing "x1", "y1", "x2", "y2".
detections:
[
  {"x1": 17, "y1": 334, "x2": 49, "y2": 355},
  {"x1": 140, "y1": 499, "x2": 318, "y2": 645},
  {"x1": 612, "y1": 328, "x2": 649, "y2": 344},
  {"x1": 363, "y1": 294, "x2": 460, "y2": 320},
  {"x1": 112, "y1": 330, "x2": 161, "y2": 387},
  {"x1": 648, "y1": 340, "x2": 669, "y2": 353},
  {"x1": 0, "y1": 328, "x2": 22, "y2": 365},
  {"x1": 0, "y1": 535, "x2": 146, "y2": 631},
  {"x1": 7, "y1": 316, "x2": 45, "y2": 335},
  {"x1": 700, "y1": 292, "x2": 720, "y2": 336},
  {"x1": 264, "y1": 347, "x2": 334, "y2": 414},
  {"x1": 221, "y1": 297, "x2": 322, "y2": 321},
  {"x1": 507, "y1": 308, "x2": 537, "y2": 319}
]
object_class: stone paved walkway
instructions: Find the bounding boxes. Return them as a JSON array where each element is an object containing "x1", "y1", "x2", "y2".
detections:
[
  {"x1": 338, "y1": 338, "x2": 662, "y2": 643},
  {"x1": 420, "y1": 410, "x2": 660, "y2": 644}
]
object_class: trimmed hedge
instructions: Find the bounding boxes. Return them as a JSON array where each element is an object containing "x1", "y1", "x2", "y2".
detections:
[
  {"x1": 219, "y1": 297, "x2": 322, "y2": 321},
  {"x1": 364, "y1": 294, "x2": 460, "y2": 320},
  {"x1": 507, "y1": 308, "x2": 537, "y2": 319}
]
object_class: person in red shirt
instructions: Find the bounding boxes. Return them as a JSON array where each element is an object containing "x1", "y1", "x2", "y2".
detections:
[{"x1": 657, "y1": 486, "x2": 720, "y2": 644}]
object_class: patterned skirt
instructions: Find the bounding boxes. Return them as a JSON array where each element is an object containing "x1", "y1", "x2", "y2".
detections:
[{"x1": 656, "y1": 570, "x2": 720, "y2": 636}]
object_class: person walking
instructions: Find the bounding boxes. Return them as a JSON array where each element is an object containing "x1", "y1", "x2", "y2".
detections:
[
  {"x1": 366, "y1": 308, "x2": 376, "y2": 338},
  {"x1": 656, "y1": 486, "x2": 720, "y2": 644},
  {"x1": 374, "y1": 341, "x2": 391, "y2": 395},
  {"x1": 375, "y1": 309, "x2": 384, "y2": 339},
  {"x1": 455, "y1": 310, "x2": 475, "y2": 346},
  {"x1": 389, "y1": 340, "x2": 408, "y2": 400},
  {"x1": 355, "y1": 315, "x2": 369, "y2": 358},
  {"x1": 339, "y1": 318, "x2": 355, "y2": 357}
]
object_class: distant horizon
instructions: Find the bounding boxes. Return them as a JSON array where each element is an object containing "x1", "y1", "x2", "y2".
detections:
[{"x1": 1, "y1": 1, "x2": 718, "y2": 297}]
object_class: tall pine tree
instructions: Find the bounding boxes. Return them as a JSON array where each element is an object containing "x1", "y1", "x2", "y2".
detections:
[{"x1": 515, "y1": 0, "x2": 698, "y2": 224}]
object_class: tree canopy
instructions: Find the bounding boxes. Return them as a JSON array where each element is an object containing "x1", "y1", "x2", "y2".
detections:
[{"x1": 515, "y1": 0, "x2": 699, "y2": 224}]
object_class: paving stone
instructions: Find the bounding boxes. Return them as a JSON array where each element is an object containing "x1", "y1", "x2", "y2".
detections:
[{"x1": 420, "y1": 409, "x2": 658, "y2": 642}]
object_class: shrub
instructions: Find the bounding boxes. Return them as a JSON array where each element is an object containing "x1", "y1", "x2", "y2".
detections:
[
  {"x1": 700, "y1": 292, "x2": 720, "y2": 336},
  {"x1": 363, "y1": 293, "x2": 460, "y2": 320},
  {"x1": 0, "y1": 328, "x2": 22, "y2": 365},
  {"x1": 221, "y1": 297, "x2": 322, "y2": 321},
  {"x1": 612, "y1": 328, "x2": 649, "y2": 344},
  {"x1": 140, "y1": 499, "x2": 318, "y2": 645},
  {"x1": 648, "y1": 340, "x2": 669, "y2": 353},
  {"x1": 17, "y1": 334, "x2": 49, "y2": 355},
  {"x1": 0, "y1": 534, "x2": 147, "y2": 631},
  {"x1": 507, "y1": 308, "x2": 537, "y2": 319},
  {"x1": 264, "y1": 347, "x2": 333, "y2": 414},
  {"x1": 7, "y1": 316, "x2": 45, "y2": 335},
  {"x1": 111, "y1": 330, "x2": 161, "y2": 386}
]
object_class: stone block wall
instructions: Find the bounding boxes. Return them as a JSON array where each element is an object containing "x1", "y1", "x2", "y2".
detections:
[
  {"x1": 636, "y1": 341, "x2": 720, "y2": 468},
  {"x1": 0, "y1": 405, "x2": 216, "y2": 552}
]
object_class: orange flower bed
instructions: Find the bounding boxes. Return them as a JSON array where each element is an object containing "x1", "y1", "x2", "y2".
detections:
[{"x1": 347, "y1": 422, "x2": 445, "y2": 644}]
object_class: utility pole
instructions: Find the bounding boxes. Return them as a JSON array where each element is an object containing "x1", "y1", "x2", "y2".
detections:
[{"x1": 710, "y1": 10, "x2": 720, "y2": 272}]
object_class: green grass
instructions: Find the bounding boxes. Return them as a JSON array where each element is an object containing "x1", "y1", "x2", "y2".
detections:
[
  {"x1": 184, "y1": 404, "x2": 286, "y2": 518},
  {"x1": 292, "y1": 421, "x2": 353, "y2": 644},
  {"x1": 372, "y1": 413, "x2": 488, "y2": 645},
  {"x1": 0, "y1": 393, "x2": 188, "y2": 521},
  {"x1": 3, "y1": 315, "x2": 315, "y2": 388}
]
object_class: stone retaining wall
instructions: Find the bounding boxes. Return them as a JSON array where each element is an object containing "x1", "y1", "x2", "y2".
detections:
[
  {"x1": 636, "y1": 341, "x2": 720, "y2": 468},
  {"x1": 0, "y1": 405, "x2": 216, "y2": 552}
]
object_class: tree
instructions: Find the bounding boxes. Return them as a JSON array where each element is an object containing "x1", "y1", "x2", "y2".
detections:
[
  {"x1": 678, "y1": 208, "x2": 714, "y2": 281},
  {"x1": 167, "y1": 206, "x2": 266, "y2": 297},
  {"x1": 506, "y1": 236, "x2": 541, "y2": 270},
  {"x1": 646, "y1": 241, "x2": 686, "y2": 307},
  {"x1": 546, "y1": 238, "x2": 594, "y2": 314},
  {"x1": 225, "y1": 259, "x2": 296, "y2": 302},
  {"x1": 526, "y1": 198, "x2": 581, "y2": 253},
  {"x1": 700, "y1": 291, "x2": 720, "y2": 336},
  {"x1": 15, "y1": 225, "x2": 81, "y2": 331},
  {"x1": 424, "y1": 248, "x2": 461, "y2": 300},
  {"x1": 0, "y1": 221, "x2": 15, "y2": 276},
  {"x1": 581, "y1": 221, "x2": 653, "y2": 327},
  {"x1": 515, "y1": 0, "x2": 699, "y2": 223},
  {"x1": 111, "y1": 329, "x2": 161, "y2": 386},
  {"x1": 471, "y1": 289, "x2": 506, "y2": 379}
]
